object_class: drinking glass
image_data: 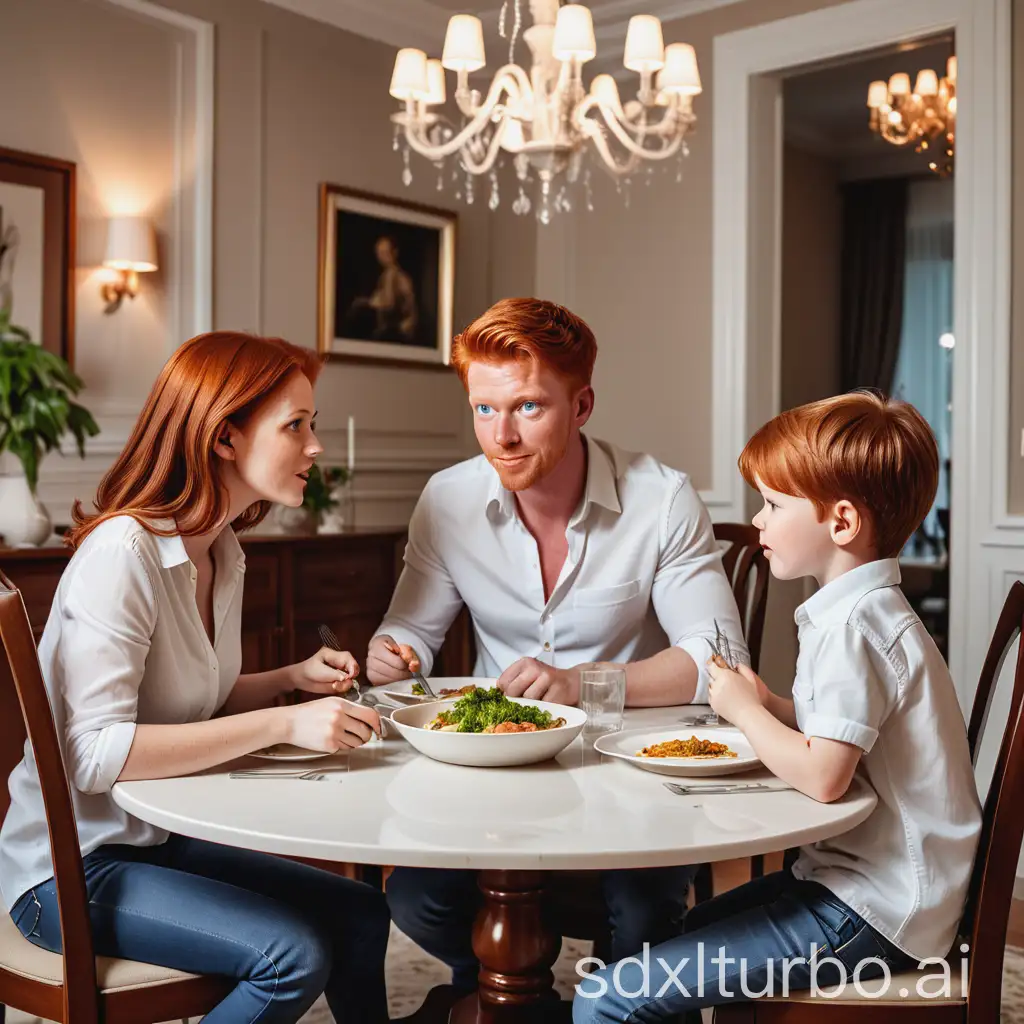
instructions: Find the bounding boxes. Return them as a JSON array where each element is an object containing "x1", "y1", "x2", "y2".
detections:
[{"x1": 580, "y1": 667, "x2": 627, "y2": 736}]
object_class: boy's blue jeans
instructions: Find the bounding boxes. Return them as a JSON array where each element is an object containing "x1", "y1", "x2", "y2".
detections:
[
  {"x1": 10, "y1": 833, "x2": 390, "y2": 1024},
  {"x1": 572, "y1": 870, "x2": 915, "y2": 1023}
]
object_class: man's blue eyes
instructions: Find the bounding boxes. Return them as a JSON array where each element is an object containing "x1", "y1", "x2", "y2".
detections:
[{"x1": 475, "y1": 403, "x2": 538, "y2": 414}]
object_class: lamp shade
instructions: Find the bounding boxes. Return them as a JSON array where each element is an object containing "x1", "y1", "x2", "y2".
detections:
[
  {"x1": 553, "y1": 4, "x2": 596, "y2": 62},
  {"x1": 590, "y1": 73, "x2": 623, "y2": 117},
  {"x1": 624, "y1": 15, "x2": 665, "y2": 73},
  {"x1": 866, "y1": 80, "x2": 889, "y2": 108},
  {"x1": 390, "y1": 48, "x2": 428, "y2": 100},
  {"x1": 888, "y1": 72, "x2": 911, "y2": 96},
  {"x1": 425, "y1": 58, "x2": 446, "y2": 105},
  {"x1": 914, "y1": 68, "x2": 939, "y2": 96},
  {"x1": 442, "y1": 14, "x2": 485, "y2": 72},
  {"x1": 103, "y1": 216, "x2": 157, "y2": 272},
  {"x1": 657, "y1": 42, "x2": 700, "y2": 94}
]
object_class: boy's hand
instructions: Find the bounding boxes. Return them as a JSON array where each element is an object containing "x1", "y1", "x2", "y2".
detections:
[{"x1": 707, "y1": 659, "x2": 763, "y2": 728}]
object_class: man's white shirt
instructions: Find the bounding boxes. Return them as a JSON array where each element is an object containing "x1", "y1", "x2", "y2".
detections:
[{"x1": 377, "y1": 434, "x2": 747, "y2": 701}]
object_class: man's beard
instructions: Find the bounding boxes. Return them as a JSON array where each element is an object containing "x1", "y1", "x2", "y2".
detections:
[{"x1": 487, "y1": 432, "x2": 570, "y2": 493}]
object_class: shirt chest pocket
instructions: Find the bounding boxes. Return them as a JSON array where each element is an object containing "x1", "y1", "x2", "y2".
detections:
[{"x1": 572, "y1": 579, "x2": 645, "y2": 647}]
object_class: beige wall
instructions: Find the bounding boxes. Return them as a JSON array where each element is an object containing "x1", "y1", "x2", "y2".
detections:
[
  {"x1": 1009, "y1": 0, "x2": 1024, "y2": 512},
  {"x1": 0, "y1": 0, "x2": 534, "y2": 527}
]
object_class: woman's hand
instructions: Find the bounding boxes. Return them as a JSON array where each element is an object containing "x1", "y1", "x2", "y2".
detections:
[
  {"x1": 289, "y1": 647, "x2": 360, "y2": 696},
  {"x1": 707, "y1": 659, "x2": 764, "y2": 729},
  {"x1": 285, "y1": 697, "x2": 381, "y2": 751}
]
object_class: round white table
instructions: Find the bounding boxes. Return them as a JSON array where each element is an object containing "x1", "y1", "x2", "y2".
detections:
[{"x1": 112, "y1": 705, "x2": 876, "y2": 1023}]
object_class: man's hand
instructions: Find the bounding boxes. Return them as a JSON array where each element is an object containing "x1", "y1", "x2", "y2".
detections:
[
  {"x1": 497, "y1": 659, "x2": 580, "y2": 706},
  {"x1": 707, "y1": 659, "x2": 764, "y2": 728},
  {"x1": 366, "y1": 634, "x2": 422, "y2": 686},
  {"x1": 288, "y1": 647, "x2": 359, "y2": 695}
]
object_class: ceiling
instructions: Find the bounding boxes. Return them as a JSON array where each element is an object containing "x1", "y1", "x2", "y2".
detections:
[{"x1": 783, "y1": 36, "x2": 954, "y2": 174}]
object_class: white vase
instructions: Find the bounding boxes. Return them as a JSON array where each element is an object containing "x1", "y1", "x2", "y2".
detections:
[{"x1": 0, "y1": 472, "x2": 53, "y2": 547}]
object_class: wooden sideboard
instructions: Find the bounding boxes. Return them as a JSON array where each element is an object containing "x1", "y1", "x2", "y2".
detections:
[{"x1": 0, "y1": 529, "x2": 407, "y2": 674}]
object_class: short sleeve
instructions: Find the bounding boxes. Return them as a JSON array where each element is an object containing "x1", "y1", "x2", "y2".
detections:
[
  {"x1": 801, "y1": 626, "x2": 894, "y2": 752},
  {"x1": 59, "y1": 540, "x2": 156, "y2": 794}
]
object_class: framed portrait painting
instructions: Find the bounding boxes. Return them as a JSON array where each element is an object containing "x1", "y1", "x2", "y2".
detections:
[
  {"x1": 0, "y1": 146, "x2": 76, "y2": 365},
  {"x1": 318, "y1": 184, "x2": 456, "y2": 368}
]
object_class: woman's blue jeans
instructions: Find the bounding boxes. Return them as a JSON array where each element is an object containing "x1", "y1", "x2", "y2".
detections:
[
  {"x1": 9, "y1": 834, "x2": 389, "y2": 1024},
  {"x1": 572, "y1": 870, "x2": 916, "y2": 1023}
]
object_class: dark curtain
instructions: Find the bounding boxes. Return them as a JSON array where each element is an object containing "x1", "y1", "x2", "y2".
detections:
[{"x1": 839, "y1": 178, "x2": 909, "y2": 394}]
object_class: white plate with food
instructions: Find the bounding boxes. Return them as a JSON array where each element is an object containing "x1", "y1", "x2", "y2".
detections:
[
  {"x1": 388, "y1": 686, "x2": 586, "y2": 767},
  {"x1": 248, "y1": 743, "x2": 333, "y2": 762},
  {"x1": 593, "y1": 726, "x2": 761, "y2": 777},
  {"x1": 379, "y1": 677, "x2": 491, "y2": 706}
]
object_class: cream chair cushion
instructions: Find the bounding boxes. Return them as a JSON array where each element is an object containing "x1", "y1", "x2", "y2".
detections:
[{"x1": 1, "y1": 907, "x2": 206, "y2": 993}]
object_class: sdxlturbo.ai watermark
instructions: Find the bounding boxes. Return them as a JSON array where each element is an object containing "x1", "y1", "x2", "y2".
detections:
[{"x1": 575, "y1": 942, "x2": 970, "y2": 1001}]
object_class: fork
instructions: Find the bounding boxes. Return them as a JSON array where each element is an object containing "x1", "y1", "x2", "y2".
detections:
[
  {"x1": 318, "y1": 624, "x2": 361, "y2": 699},
  {"x1": 379, "y1": 637, "x2": 436, "y2": 697}
]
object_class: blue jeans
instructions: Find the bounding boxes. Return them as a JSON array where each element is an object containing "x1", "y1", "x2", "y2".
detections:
[
  {"x1": 572, "y1": 870, "x2": 915, "y2": 1023},
  {"x1": 387, "y1": 865, "x2": 696, "y2": 992},
  {"x1": 10, "y1": 834, "x2": 389, "y2": 1024}
]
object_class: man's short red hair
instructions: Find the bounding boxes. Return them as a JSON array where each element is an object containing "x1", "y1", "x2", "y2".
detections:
[
  {"x1": 451, "y1": 297, "x2": 597, "y2": 392},
  {"x1": 739, "y1": 391, "x2": 938, "y2": 558}
]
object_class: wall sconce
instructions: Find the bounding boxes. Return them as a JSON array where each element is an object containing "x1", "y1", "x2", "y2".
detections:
[{"x1": 101, "y1": 216, "x2": 157, "y2": 313}]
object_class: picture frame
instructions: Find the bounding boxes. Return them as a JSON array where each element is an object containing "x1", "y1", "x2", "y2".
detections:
[
  {"x1": 0, "y1": 146, "x2": 76, "y2": 365},
  {"x1": 317, "y1": 184, "x2": 456, "y2": 369}
]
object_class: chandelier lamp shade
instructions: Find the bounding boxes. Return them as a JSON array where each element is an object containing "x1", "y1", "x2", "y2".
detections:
[
  {"x1": 866, "y1": 54, "x2": 957, "y2": 176},
  {"x1": 388, "y1": 0, "x2": 702, "y2": 222}
]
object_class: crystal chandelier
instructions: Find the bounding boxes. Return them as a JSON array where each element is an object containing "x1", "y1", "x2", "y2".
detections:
[
  {"x1": 388, "y1": 0, "x2": 702, "y2": 223},
  {"x1": 866, "y1": 56, "x2": 957, "y2": 176}
]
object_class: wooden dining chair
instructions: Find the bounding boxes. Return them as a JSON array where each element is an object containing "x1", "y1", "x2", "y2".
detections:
[
  {"x1": 0, "y1": 568, "x2": 233, "y2": 1024},
  {"x1": 714, "y1": 579, "x2": 1024, "y2": 1024}
]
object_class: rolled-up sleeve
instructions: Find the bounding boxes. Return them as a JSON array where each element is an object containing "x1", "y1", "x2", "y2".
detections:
[
  {"x1": 59, "y1": 542, "x2": 156, "y2": 795},
  {"x1": 376, "y1": 481, "x2": 464, "y2": 677},
  {"x1": 801, "y1": 626, "x2": 892, "y2": 752},
  {"x1": 651, "y1": 478, "x2": 748, "y2": 704}
]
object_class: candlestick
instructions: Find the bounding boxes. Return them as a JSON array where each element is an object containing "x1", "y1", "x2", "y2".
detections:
[{"x1": 347, "y1": 415, "x2": 355, "y2": 475}]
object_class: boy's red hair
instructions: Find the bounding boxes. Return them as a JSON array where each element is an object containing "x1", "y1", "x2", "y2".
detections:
[
  {"x1": 67, "y1": 331, "x2": 323, "y2": 549},
  {"x1": 739, "y1": 391, "x2": 938, "y2": 558},
  {"x1": 450, "y1": 297, "x2": 597, "y2": 392}
]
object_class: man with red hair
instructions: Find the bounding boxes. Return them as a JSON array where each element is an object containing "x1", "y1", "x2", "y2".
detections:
[{"x1": 367, "y1": 297, "x2": 746, "y2": 1001}]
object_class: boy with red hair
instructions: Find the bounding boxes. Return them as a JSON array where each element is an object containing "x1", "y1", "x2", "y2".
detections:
[
  {"x1": 369, "y1": 297, "x2": 746, "y2": 1001},
  {"x1": 573, "y1": 392, "x2": 982, "y2": 1022}
]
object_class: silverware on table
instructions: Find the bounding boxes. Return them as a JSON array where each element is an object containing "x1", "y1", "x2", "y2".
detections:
[
  {"x1": 229, "y1": 768, "x2": 335, "y2": 781},
  {"x1": 663, "y1": 781, "x2": 771, "y2": 796}
]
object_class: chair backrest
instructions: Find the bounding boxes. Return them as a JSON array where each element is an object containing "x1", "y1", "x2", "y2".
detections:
[
  {"x1": 0, "y1": 568, "x2": 99, "y2": 1024},
  {"x1": 958, "y1": 580, "x2": 1024, "y2": 1020},
  {"x1": 713, "y1": 522, "x2": 770, "y2": 673}
]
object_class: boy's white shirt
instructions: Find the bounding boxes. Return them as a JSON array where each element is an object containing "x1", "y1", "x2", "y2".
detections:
[{"x1": 790, "y1": 558, "x2": 982, "y2": 961}]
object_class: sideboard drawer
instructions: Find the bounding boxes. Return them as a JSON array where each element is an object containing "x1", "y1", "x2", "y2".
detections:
[{"x1": 292, "y1": 544, "x2": 392, "y2": 613}]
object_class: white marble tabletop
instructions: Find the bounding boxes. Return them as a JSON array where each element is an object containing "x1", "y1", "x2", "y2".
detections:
[{"x1": 111, "y1": 704, "x2": 876, "y2": 871}]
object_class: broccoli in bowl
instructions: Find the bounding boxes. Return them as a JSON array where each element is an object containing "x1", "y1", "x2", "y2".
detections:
[{"x1": 425, "y1": 686, "x2": 567, "y2": 734}]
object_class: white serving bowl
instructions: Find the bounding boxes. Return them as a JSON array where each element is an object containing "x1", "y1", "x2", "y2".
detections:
[{"x1": 389, "y1": 696, "x2": 586, "y2": 768}]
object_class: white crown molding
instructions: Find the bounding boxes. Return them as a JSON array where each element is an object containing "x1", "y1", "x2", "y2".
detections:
[{"x1": 258, "y1": 0, "x2": 448, "y2": 50}]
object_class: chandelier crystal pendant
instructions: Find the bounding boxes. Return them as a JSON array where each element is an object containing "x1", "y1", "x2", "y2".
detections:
[
  {"x1": 866, "y1": 56, "x2": 957, "y2": 176},
  {"x1": 388, "y1": 0, "x2": 701, "y2": 223}
]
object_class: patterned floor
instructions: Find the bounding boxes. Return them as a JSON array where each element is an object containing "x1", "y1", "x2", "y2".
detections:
[{"x1": 8, "y1": 931, "x2": 1024, "y2": 1021}]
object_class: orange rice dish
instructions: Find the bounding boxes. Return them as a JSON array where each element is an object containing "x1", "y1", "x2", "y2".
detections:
[{"x1": 636, "y1": 736, "x2": 739, "y2": 759}]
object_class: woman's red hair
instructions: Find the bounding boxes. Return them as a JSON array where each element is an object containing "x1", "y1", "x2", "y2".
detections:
[
  {"x1": 67, "y1": 331, "x2": 323, "y2": 550},
  {"x1": 450, "y1": 297, "x2": 597, "y2": 392}
]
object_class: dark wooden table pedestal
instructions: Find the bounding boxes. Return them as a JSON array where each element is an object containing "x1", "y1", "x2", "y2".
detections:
[{"x1": 449, "y1": 870, "x2": 570, "y2": 1024}]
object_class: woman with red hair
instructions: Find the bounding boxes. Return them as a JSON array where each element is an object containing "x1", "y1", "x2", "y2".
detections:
[{"x1": 0, "y1": 332, "x2": 389, "y2": 1023}]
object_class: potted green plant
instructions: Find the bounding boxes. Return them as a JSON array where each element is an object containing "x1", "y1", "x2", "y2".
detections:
[{"x1": 0, "y1": 310, "x2": 99, "y2": 546}]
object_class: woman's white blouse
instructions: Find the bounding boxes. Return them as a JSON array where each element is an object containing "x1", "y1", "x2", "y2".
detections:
[{"x1": 0, "y1": 516, "x2": 245, "y2": 910}]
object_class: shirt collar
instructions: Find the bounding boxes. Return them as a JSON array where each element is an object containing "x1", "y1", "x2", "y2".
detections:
[
  {"x1": 147, "y1": 518, "x2": 246, "y2": 572},
  {"x1": 796, "y1": 558, "x2": 902, "y2": 628},
  {"x1": 485, "y1": 434, "x2": 622, "y2": 522}
]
